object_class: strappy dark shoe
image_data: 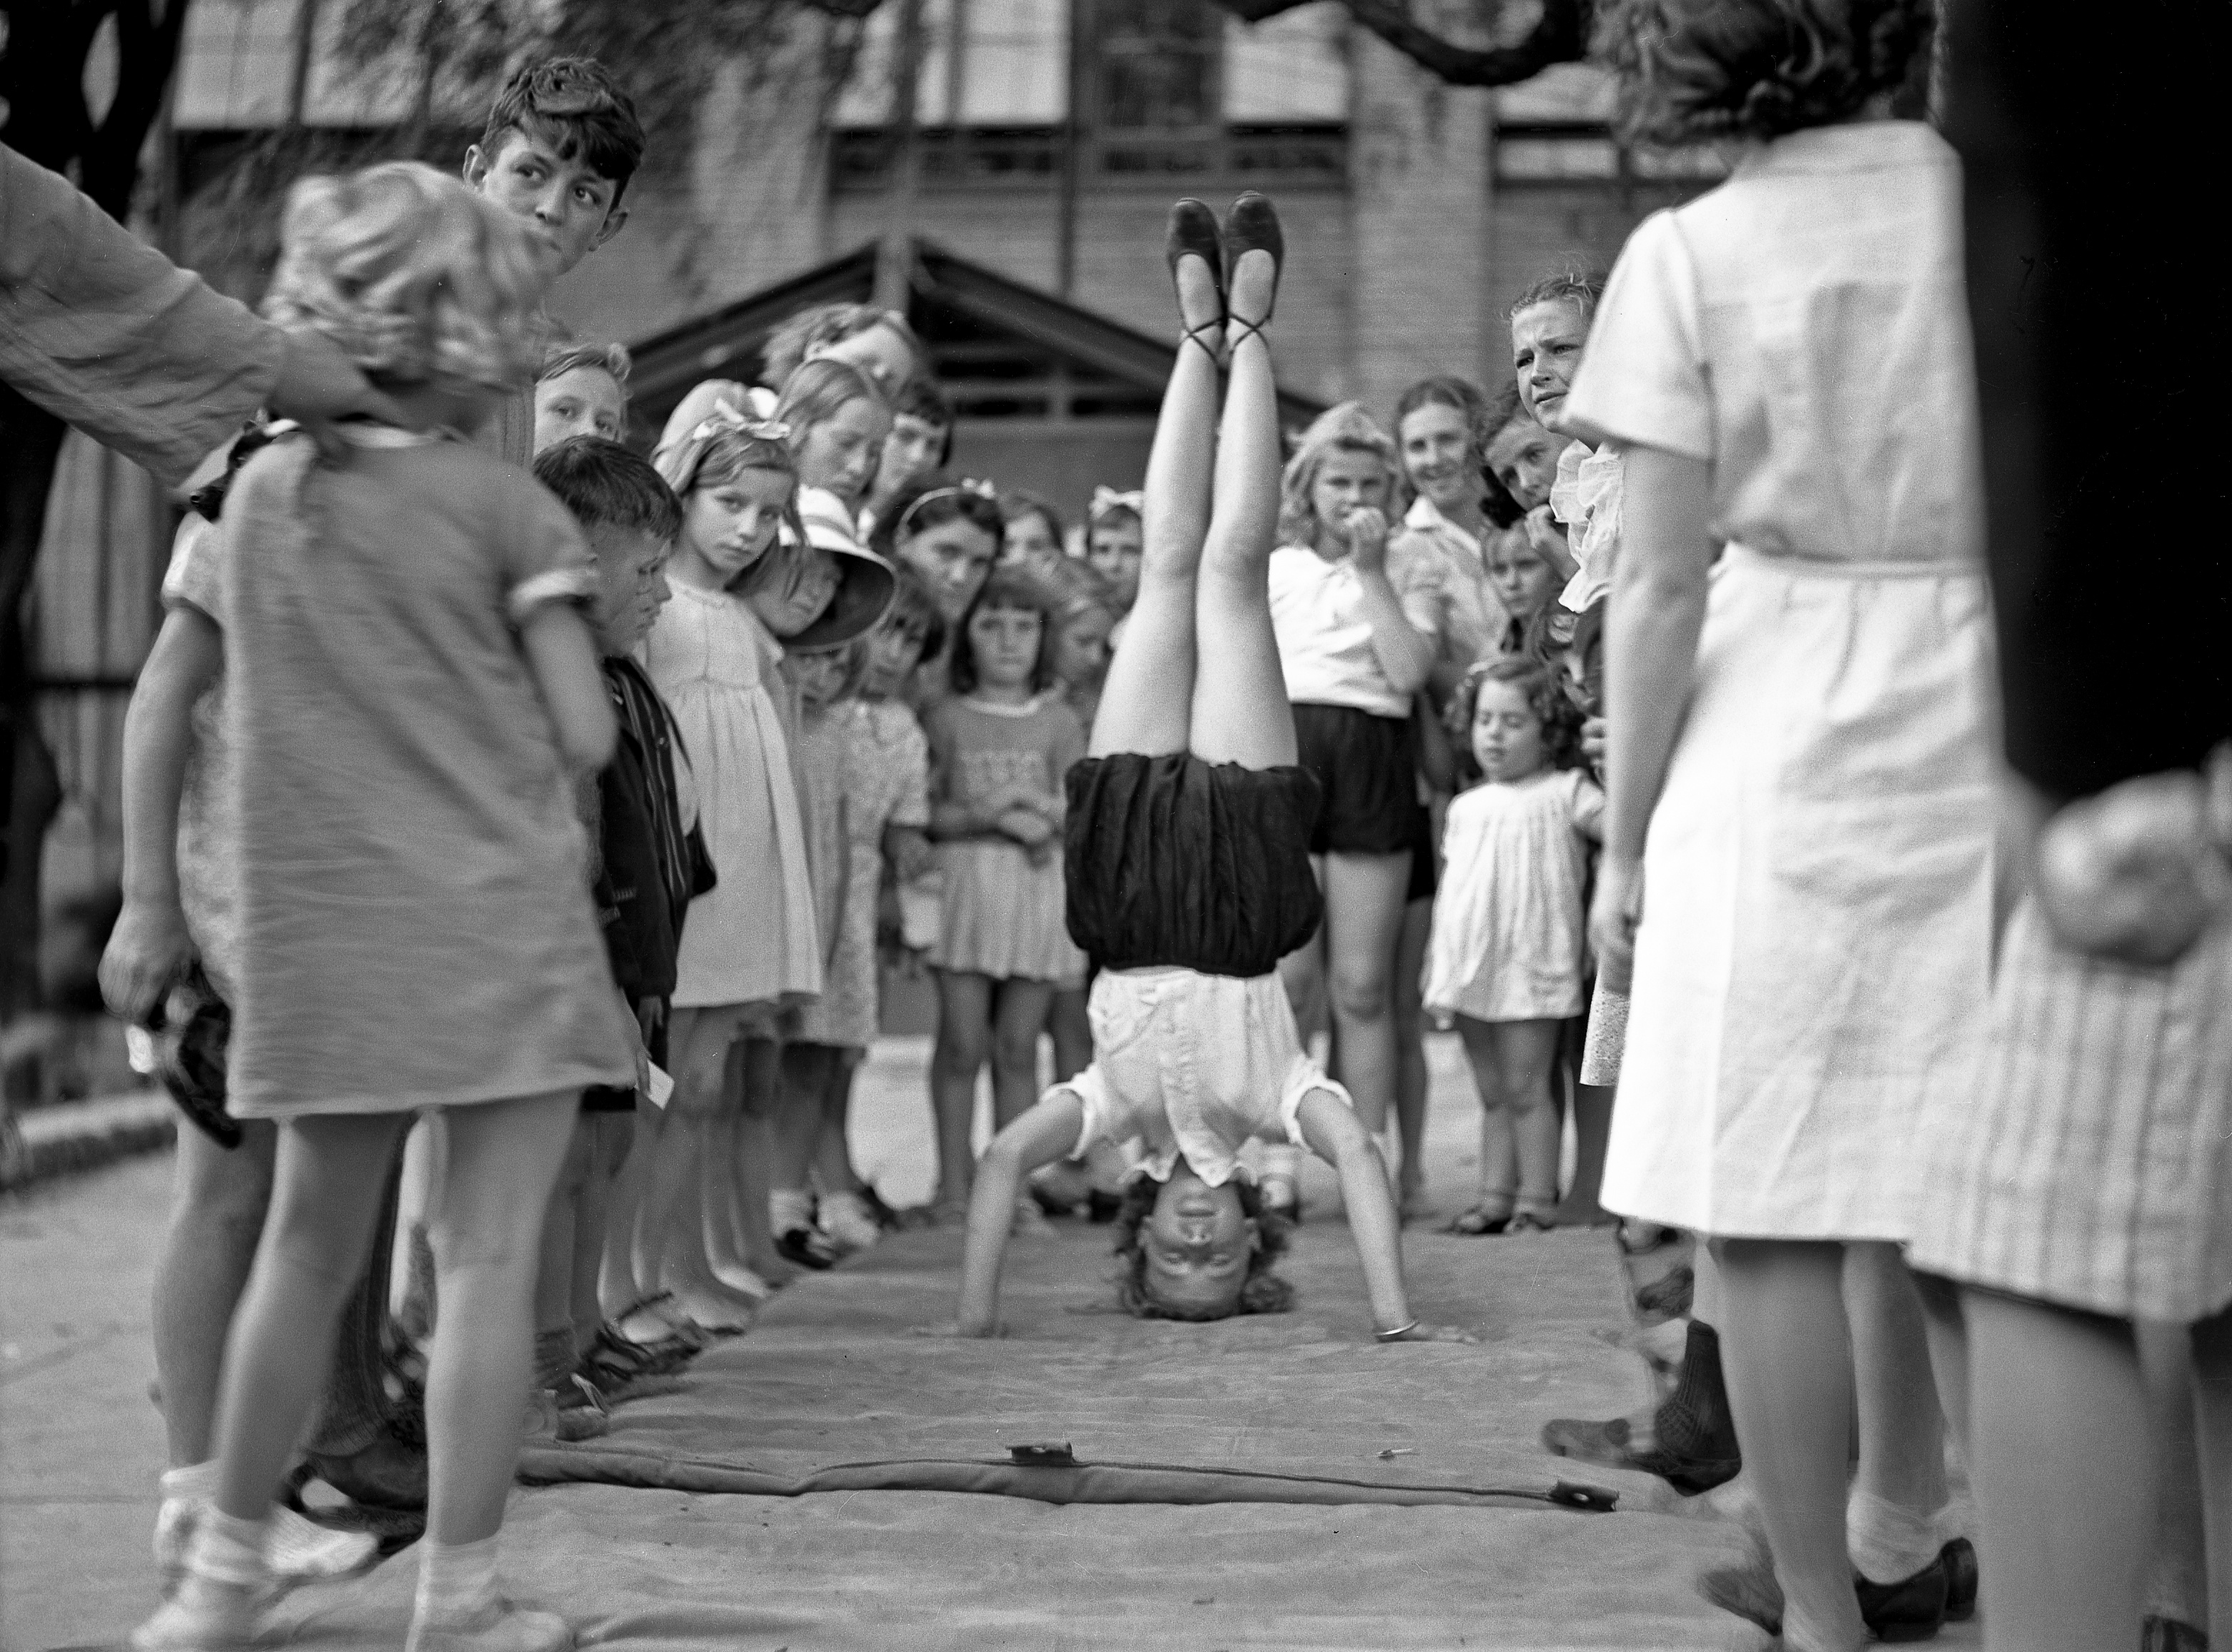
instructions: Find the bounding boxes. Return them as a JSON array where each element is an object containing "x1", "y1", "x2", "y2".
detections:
[
  {"x1": 1220, "y1": 190, "x2": 1283, "y2": 352},
  {"x1": 1164, "y1": 198, "x2": 1226, "y2": 361}
]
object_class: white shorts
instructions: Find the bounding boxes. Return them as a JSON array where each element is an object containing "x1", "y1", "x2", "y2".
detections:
[{"x1": 1055, "y1": 967, "x2": 1351, "y2": 1187}]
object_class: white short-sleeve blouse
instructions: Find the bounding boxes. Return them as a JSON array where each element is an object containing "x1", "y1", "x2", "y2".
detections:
[{"x1": 1563, "y1": 121, "x2": 1983, "y2": 570}]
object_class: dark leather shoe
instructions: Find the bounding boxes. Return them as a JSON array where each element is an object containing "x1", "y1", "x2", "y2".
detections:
[
  {"x1": 1855, "y1": 1551, "x2": 1950, "y2": 1642},
  {"x1": 1942, "y1": 1536, "x2": 1978, "y2": 1623}
]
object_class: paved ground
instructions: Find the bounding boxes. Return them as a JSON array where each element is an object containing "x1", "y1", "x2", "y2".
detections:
[{"x1": 0, "y1": 1035, "x2": 1983, "y2": 1651}]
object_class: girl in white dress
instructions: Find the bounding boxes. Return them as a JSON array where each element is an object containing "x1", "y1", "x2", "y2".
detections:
[
  {"x1": 637, "y1": 401, "x2": 823, "y2": 1330},
  {"x1": 1424, "y1": 657, "x2": 1602, "y2": 1235},
  {"x1": 1579, "y1": 4, "x2": 1985, "y2": 1648}
]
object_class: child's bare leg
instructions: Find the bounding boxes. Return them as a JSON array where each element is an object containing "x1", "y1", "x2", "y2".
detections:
[
  {"x1": 1490, "y1": 1018, "x2": 1562, "y2": 1221},
  {"x1": 643, "y1": 1007, "x2": 755, "y2": 1323},
  {"x1": 1842, "y1": 1243, "x2": 1951, "y2": 1581},
  {"x1": 1454, "y1": 1017, "x2": 1518, "y2": 1221},
  {"x1": 930, "y1": 970, "x2": 994, "y2": 1208},
  {"x1": 1188, "y1": 229, "x2": 1292, "y2": 770},
  {"x1": 570, "y1": 1115, "x2": 628, "y2": 1351},
  {"x1": 1557, "y1": 1081, "x2": 1617, "y2": 1226},
  {"x1": 597, "y1": 1110, "x2": 654, "y2": 1317},
  {"x1": 1048, "y1": 986, "x2": 1091, "y2": 1083},
  {"x1": 810, "y1": 1052, "x2": 865, "y2": 1193},
  {"x1": 1392, "y1": 897, "x2": 1432, "y2": 1206},
  {"x1": 1090, "y1": 211, "x2": 1222, "y2": 760},
  {"x1": 421, "y1": 1090, "x2": 577, "y2": 1544},
  {"x1": 1321, "y1": 852, "x2": 1410, "y2": 1135},
  {"x1": 530, "y1": 1115, "x2": 592, "y2": 1383},
  {"x1": 770, "y1": 1042, "x2": 835, "y2": 1205},
  {"x1": 212, "y1": 1112, "x2": 412, "y2": 1523},
  {"x1": 991, "y1": 979, "x2": 1057, "y2": 1130},
  {"x1": 1964, "y1": 1290, "x2": 2150, "y2": 1652},
  {"x1": 721, "y1": 1038, "x2": 794, "y2": 1280},
  {"x1": 154, "y1": 1120, "x2": 275, "y2": 1466}
]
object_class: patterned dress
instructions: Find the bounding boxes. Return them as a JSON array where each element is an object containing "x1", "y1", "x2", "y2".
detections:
[{"x1": 794, "y1": 700, "x2": 930, "y2": 1049}]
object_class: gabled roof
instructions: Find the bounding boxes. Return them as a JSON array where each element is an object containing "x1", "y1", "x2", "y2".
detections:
[{"x1": 626, "y1": 237, "x2": 1326, "y2": 432}]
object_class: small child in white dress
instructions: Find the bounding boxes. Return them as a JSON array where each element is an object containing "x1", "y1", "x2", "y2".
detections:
[{"x1": 1424, "y1": 655, "x2": 1602, "y2": 1234}]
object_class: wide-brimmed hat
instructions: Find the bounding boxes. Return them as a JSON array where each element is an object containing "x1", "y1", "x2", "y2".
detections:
[{"x1": 784, "y1": 487, "x2": 896, "y2": 650}]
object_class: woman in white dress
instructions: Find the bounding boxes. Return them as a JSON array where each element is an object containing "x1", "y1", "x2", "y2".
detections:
[{"x1": 1577, "y1": 4, "x2": 1988, "y2": 1649}]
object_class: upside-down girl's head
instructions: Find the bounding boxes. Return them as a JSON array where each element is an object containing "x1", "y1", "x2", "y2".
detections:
[
  {"x1": 1111, "y1": 1163, "x2": 1294, "y2": 1322},
  {"x1": 264, "y1": 161, "x2": 547, "y2": 397}
]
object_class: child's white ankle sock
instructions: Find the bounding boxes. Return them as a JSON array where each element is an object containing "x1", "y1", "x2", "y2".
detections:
[
  {"x1": 1847, "y1": 1487, "x2": 1945, "y2": 1583},
  {"x1": 159, "y1": 1459, "x2": 220, "y2": 1505},
  {"x1": 415, "y1": 1534, "x2": 502, "y2": 1623},
  {"x1": 768, "y1": 1188, "x2": 815, "y2": 1234},
  {"x1": 183, "y1": 1506, "x2": 267, "y2": 1587}
]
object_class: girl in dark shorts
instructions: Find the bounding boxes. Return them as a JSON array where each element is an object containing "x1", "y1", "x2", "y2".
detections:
[
  {"x1": 1265, "y1": 406, "x2": 1444, "y2": 1210},
  {"x1": 929, "y1": 194, "x2": 1469, "y2": 1341}
]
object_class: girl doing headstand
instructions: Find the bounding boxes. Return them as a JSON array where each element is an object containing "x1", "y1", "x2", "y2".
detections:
[{"x1": 938, "y1": 195, "x2": 1469, "y2": 1340}]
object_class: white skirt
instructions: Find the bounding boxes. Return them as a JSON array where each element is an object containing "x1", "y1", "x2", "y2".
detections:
[{"x1": 1599, "y1": 548, "x2": 1996, "y2": 1241}]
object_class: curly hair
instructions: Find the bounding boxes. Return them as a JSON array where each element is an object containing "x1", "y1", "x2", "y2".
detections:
[
  {"x1": 264, "y1": 162, "x2": 546, "y2": 390},
  {"x1": 1109, "y1": 1175, "x2": 1296, "y2": 1320},
  {"x1": 1279, "y1": 402, "x2": 1399, "y2": 548},
  {"x1": 477, "y1": 57, "x2": 645, "y2": 203},
  {"x1": 1447, "y1": 653, "x2": 1586, "y2": 785},
  {"x1": 1594, "y1": 0, "x2": 1938, "y2": 146}
]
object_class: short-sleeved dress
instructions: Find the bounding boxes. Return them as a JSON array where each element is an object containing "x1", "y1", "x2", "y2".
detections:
[
  {"x1": 794, "y1": 698, "x2": 930, "y2": 1049},
  {"x1": 1423, "y1": 768, "x2": 1603, "y2": 1022},
  {"x1": 924, "y1": 692, "x2": 1088, "y2": 984},
  {"x1": 215, "y1": 432, "x2": 637, "y2": 1116},
  {"x1": 1568, "y1": 121, "x2": 1996, "y2": 1243},
  {"x1": 641, "y1": 582, "x2": 822, "y2": 1010}
]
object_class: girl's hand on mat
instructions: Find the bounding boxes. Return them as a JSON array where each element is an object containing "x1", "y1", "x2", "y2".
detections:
[
  {"x1": 1380, "y1": 1322, "x2": 1479, "y2": 1345},
  {"x1": 913, "y1": 1320, "x2": 1006, "y2": 1339}
]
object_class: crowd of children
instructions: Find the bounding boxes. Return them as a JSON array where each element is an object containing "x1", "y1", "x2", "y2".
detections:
[{"x1": 70, "y1": 5, "x2": 2226, "y2": 1651}]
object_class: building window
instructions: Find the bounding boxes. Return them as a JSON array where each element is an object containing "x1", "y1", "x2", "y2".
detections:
[{"x1": 834, "y1": 0, "x2": 1347, "y2": 189}]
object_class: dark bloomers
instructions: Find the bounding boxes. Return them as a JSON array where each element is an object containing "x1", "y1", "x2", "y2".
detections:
[
  {"x1": 1063, "y1": 752, "x2": 1324, "y2": 980},
  {"x1": 1594, "y1": 0, "x2": 1936, "y2": 146}
]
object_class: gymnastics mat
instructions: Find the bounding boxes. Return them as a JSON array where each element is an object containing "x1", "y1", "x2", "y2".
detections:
[{"x1": 250, "y1": 1223, "x2": 1770, "y2": 1650}]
